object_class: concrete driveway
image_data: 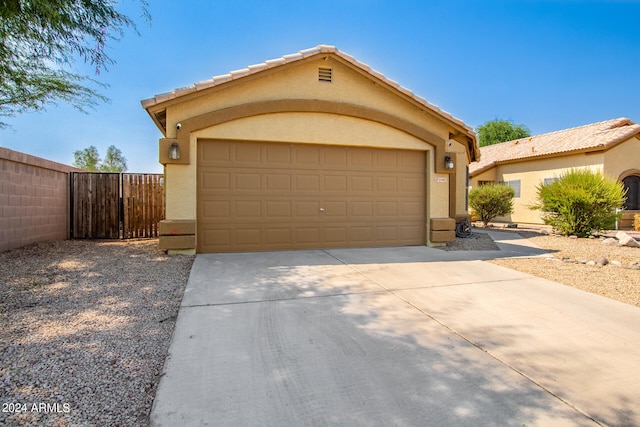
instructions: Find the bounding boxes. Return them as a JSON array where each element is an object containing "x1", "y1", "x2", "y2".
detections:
[{"x1": 151, "y1": 242, "x2": 640, "y2": 426}]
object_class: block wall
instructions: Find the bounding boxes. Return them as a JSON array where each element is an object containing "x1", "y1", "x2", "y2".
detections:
[{"x1": 0, "y1": 148, "x2": 78, "y2": 252}]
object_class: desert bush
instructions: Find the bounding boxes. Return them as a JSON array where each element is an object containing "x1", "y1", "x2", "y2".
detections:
[
  {"x1": 532, "y1": 169, "x2": 625, "y2": 237},
  {"x1": 469, "y1": 184, "x2": 515, "y2": 226}
]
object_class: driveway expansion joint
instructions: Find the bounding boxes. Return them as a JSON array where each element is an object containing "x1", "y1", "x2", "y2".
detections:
[{"x1": 181, "y1": 289, "x2": 387, "y2": 309}]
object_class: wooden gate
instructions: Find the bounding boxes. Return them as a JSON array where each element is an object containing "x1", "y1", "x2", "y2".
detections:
[
  {"x1": 122, "y1": 173, "x2": 164, "y2": 238},
  {"x1": 70, "y1": 173, "x2": 164, "y2": 239}
]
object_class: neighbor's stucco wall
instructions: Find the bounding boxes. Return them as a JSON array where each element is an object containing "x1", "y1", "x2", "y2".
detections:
[
  {"x1": 163, "y1": 56, "x2": 466, "y2": 226},
  {"x1": 604, "y1": 136, "x2": 640, "y2": 179},
  {"x1": 471, "y1": 153, "x2": 604, "y2": 224}
]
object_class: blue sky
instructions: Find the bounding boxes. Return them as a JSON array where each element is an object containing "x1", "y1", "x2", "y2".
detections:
[{"x1": 2, "y1": 0, "x2": 639, "y2": 173}]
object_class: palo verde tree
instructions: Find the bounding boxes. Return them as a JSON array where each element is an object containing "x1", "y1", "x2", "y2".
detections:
[
  {"x1": 476, "y1": 118, "x2": 531, "y2": 147},
  {"x1": 73, "y1": 145, "x2": 128, "y2": 172},
  {"x1": 0, "y1": 0, "x2": 149, "y2": 127},
  {"x1": 532, "y1": 169, "x2": 626, "y2": 237}
]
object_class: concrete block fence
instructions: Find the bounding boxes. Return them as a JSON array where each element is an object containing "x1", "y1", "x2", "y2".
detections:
[{"x1": 0, "y1": 147, "x2": 80, "y2": 252}]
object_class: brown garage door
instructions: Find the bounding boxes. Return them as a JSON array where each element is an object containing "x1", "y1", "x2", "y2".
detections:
[{"x1": 197, "y1": 140, "x2": 426, "y2": 252}]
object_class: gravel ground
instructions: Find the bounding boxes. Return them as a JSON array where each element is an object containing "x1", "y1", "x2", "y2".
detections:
[
  {"x1": 442, "y1": 227, "x2": 640, "y2": 307},
  {"x1": 0, "y1": 239, "x2": 194, "y2": 427},
  {"x1": 1, "y1": 232, "x2": 637, "y2": 426},
  {"x1": 490, "y1": 231, "x2": 640, "y2": 307}
]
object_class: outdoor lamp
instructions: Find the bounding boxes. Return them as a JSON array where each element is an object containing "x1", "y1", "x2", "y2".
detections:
[
  {"x1": 168, "y1": 142, "x2": 180, "y2": 160},
  {"x1": 444, "y1": 155, "x2": 454, "y2": 170}
]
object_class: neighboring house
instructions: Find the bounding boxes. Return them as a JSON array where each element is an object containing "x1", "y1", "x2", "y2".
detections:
[
  {"x1": 142, "y1": 45, "x2": 480, "y2": 253},
  {"x1": 469, "y1": 117, "x2": 640, "y2": 227}
]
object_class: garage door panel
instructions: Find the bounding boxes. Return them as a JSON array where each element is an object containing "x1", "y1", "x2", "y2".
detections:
[
  {"x1": 293, "y1": 145, "x2": 320, "y2": 164},
  {"x1": 377, "y1": 226, "x2": 399, "y2": 241},
  {"x1": 351, "y1": 227, "x2": 374, "y2": 242},
  {"x1": 198, "y1": 140, "x2": 425, "y2": 252},
  {"x1": 201, "y1": 142, "x2": 231, "y2": 163},
  {"x1": 376, "y1": 201, "x2": 398, "y2": 217},
  {"x1": 265, "y1": 174, "x2": 291, "y2": 191},
  {"x1": 400, "y1": 177, "x2": 423, "y2": 193},
  {"x1": 202, "y1": 229, "x2": 230, "y2": 248},
  {"x1": 266, "y1": 201, "x2": 291, "y2": 218},
  {"x1": 295, "y1": 175, "x2": 320, "y2": 191},
  {"x1": 203, "y1": 201, "x2": 230, "y2": 218},
  {"x1": 235, "y1": 228, "x2": 261, "y2": 245},
  {"x1": 350, "y1": 202, "x2": 373, "y2": 217},
  {"x1": 266, "y1": 228, "x2": 291, "y2": 245},
  {"x1": 266, "y1": 144, "x2": 291, "y2": 164},
  {"x1": 235, "y1": 173, "x2": 261, "y2": 190},
  {"x1": 323, "y1": 147, "x2": 348, "y2": 167},
  {"x1": 400, "y1": 201, "x2": 423, "y2": 217},
  {"x1": 376, "y1": 151, "x2": 400, "y2": 168},
  {"x1": 351, "y1": 176, "x2": 374, "y2": 192},
  {"x1": 296, "y1": 227, "x2": 320, "y2": 243},
  {"x1": 295, "y1": 201, "x2": 321, "y2": 217},
  {"x1": 202, "y1": 172, "x2": 231, "y2": 191},
  {"x1": 324, "y1": 175, "x2": 347, "y2": 192},
  {"x1": 235, "y1": 144, "x2": 262, "y2": 163},
  {"x1": 322, "y1": 201, "x2": 348, "y2": 217},
  {"x1": 235, "y1": 201, "x2": 262, "y2": 218},
  {"x1": 376, "y1": 176, "x2": 398, "y2": 192},
  {"x1": 400, "y1": 225, "x2": 423, "y2": 240},
  {"x1": 401, "y1": 152, "x2": 425, "y2": 168}
]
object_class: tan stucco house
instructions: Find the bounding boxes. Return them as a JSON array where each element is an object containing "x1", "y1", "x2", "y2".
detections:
[
  {"x1": 469, "y1": 117, "x2": 640, "y2": 228},
  {"x1": 142, "y1": 45, "x2": 480, "y2": 253}
]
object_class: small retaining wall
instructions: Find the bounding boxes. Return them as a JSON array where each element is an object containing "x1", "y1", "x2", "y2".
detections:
[{"x1": 0, "y1": 147, "x2": 80, "y2": 252}]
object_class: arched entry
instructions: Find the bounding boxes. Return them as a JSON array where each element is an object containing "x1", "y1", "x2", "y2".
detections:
[{"x1": 622, "y1": 174, "x2": 640, "y2": 210}]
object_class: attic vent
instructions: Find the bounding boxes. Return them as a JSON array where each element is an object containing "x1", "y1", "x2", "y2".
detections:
[{"x1": 318, "y1": 67, "x2": 332, "y2": 82}]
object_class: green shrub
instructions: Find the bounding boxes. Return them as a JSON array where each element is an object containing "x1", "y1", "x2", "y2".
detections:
[
  {"x1": 469, "y1": 184, "x2": 515, "y2": 226},
  {"x1": 532, "y1": 169, "x2": 625, "y2": 237}
]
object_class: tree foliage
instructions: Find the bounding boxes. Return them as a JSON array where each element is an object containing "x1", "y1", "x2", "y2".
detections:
[
  {"x1": 469, "y1": 184, "x2": 515, "y2": 227},
  {"x1": 532, "y1": 169, "x2": 626, "y2": 237},
  {"x1": 73, "y1": 145, "x2": 127, "y2": 172},
  {"x1": 0, "y1": 0, "x2": 149, "y2": 127},
  {"x1": 477, "y1": 118, "x2": 531, "y2": 147}
]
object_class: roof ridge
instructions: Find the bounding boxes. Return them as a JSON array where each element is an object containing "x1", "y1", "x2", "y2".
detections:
[
  {"x1": 505, "y1": 117, "x2": 632, "y2": 144},
  {"x1": 141, "y1": 44, "x2": 476, "y2": 136}
]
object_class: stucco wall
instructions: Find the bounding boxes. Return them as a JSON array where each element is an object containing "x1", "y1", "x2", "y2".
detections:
[
  {"x1": 0, "y1": 148, "x2": 77, "y2": 252},
  {"x1": 470, "y1": 153, "x2": 604, "y2": 224},
  {"x1": 163, "y1": 56, "x2": 466, "y2": 228},
  {"x1": 164, "y1": 57, "x2": 450, "y2": 140},
  {"x1": 604, "y1": 136, "x2": 640, "y2": 178}
]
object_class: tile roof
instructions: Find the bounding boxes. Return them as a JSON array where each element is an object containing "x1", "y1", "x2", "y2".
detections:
[
  {"x1": 140, "y1": 44, "x2": 474, "y2": 134},
  {"x1": 469, "y1": 117, "x2": 640, "y2": 176}
]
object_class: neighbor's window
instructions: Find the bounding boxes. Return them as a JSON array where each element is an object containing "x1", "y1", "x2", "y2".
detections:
[
  {"x1": 544, "y1": 177, "x2": 558, "y2": 185},
  {"x1": 500, "y1": 180, "x2": 521, "y2": 197}
]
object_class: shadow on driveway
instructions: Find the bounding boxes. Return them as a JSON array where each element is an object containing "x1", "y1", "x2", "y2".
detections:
[{"x1": 151, "y1": 247, "x2": 640, "y2": 426}]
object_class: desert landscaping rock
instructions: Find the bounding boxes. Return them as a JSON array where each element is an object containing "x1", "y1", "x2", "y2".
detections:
[
  {"x1": 487, "y1": 230, "x2": 640, "y2": 307},
  {"x1": 0, "y1": 239, "x2": 194, "y2": 427},
  {"x1": 595, "y1": 256, "x2": 609, "y2": 266},
  {"x1": 616, "y1": 231, "x2": 640, "y2": 247}
]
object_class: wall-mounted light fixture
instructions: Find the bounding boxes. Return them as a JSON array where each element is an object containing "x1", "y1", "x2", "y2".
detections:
[
  {"x1": 168, "y1": 142, "x2": 180, "y2": 160},
  {"x1": 444, "y1": 155, "x2": 454, "y2": 170}
]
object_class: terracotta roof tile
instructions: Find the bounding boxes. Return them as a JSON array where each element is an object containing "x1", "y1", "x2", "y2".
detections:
[
  {"x1": 470, "y1": 118, "x2": 640, "y2": 176},
  {"x1": 140, "y1": 45, "x2": 475, "y2": 135}
]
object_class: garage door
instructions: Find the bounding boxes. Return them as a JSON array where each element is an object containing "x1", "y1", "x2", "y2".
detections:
[{"x1": 197, "y1": 140, "x2": 426, "y2": 252}]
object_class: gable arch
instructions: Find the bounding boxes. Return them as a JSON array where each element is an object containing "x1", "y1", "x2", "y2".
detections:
[
  {"x1": 174, "y1": 99, "x2": 452, "y2": 173},
  {"x1": 618, "y1": 168, "x2": 640, "y2": 181}
]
